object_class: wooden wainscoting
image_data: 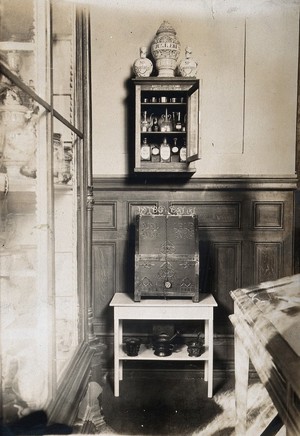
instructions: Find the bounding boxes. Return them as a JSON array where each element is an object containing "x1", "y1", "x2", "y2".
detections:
[{"x1": 92, "y1": 176, "x2": 297, "y2": 376}]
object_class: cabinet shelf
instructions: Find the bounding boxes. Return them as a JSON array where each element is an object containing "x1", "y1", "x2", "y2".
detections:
[
  {"x1": 141, "y1": 103, "x2": 186, "y2": 106},
  {"x1": 141, "y1": 131, "x2": 186, "y2": 135},
  {"x1": 135, "y1": 165, "x2": 196, "y2": 174},
  {"x1": 119, "y1": 344, "x2": 208, "y2": 361}
]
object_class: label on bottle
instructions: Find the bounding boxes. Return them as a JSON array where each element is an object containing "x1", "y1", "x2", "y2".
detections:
[
  {"x1": 171, "y1": 144, "x2": 180, "y2": 162},
  {"x1": 160, "y1": 142, "x2": 171, "y2": 162},
  {"x1": 151, "y1": 145, "x2": 160, "y2": 162},
  {"x1": 141, "y1": 143, "x2": 151, "y2": 161},
  {"x1": 179, "y1": 146, "x2": 186, "y2": 162}
]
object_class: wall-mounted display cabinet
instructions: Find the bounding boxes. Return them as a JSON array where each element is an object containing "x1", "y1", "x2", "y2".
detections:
[
  {"x1": 133, "y1": 78, "x2": 200, "y2": 174},
  {"x1": 0, "y1": 0, "x2": 94, "y2": 427}
]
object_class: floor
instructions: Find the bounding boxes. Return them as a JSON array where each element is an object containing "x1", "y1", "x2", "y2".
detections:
[
  {"x1": 0, "y1": 372, "x2": 281, "y2": 435},
  {"x1": 98, "y1": 373, "x2": 279, "y2": 436}
]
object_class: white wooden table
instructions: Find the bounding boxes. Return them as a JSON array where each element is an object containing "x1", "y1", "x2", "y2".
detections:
[{"x1": 110, "y1": 293, "x2": 217, "y2": 397}]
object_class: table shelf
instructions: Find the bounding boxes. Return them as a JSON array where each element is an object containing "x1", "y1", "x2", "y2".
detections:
[{"x1": 119, "y1": 344, "x2": 208, "y2": 361}]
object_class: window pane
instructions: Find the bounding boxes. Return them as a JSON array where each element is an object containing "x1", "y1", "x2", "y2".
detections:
[
  {"x1": 52, "y1": 118, "x2": 82, "y2": 380},
  {"x1": 0, "y1": 0, "x2": 34, "y2": 43},
  {"x1": 52, "y1": 1, "x2": 77, "y2": 126}
]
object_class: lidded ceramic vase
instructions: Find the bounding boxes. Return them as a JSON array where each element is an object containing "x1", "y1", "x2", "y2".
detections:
[
  {"x1": 151, "y1": 21, "x2": 180, "y2": 77},
  {"x1": 133, "y1": 46, "x2": 153, "y2": 77}
]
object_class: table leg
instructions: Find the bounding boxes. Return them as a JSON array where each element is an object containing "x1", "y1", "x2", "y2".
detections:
[
  {"x1": 114, "y1": 314, "x2": 120, "y2": 397},
  {"x1": 234, "y1": 330, "x2": 249, "y2": 435},
  {"x1": 119, "y1": 321, "x2": 123, "y2": 381},
  {"x1": 204, "y1": 319, "x2": 208, "y2": 382},
  {"x1": 207, "y1": 317, "x2": 214, "y2": 398}
]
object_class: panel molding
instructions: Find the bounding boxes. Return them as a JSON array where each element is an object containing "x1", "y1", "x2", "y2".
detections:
[
  {"x1": 92, "y1": 241, "x2": 117, "y2": 323},
  {"x1": 93, "y1": 201, "x2": 117, "y2": 230},
  {"x1": 253, "y1": 201, "x2": 283, "y2": 229},
  {"x1": 254, "y1": 242, "x2": 283, "y2": 283},
  {"x1": 170, "y1": 201, "x2": 241, "y2": 229},
  {"x1": 212, "y1": 241, "x2": 242, "y2": 313}
]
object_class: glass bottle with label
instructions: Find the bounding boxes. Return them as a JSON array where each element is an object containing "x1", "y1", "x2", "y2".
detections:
[
  {"x1": 171, "y1": 137, "x2": 179, "y2": 162},
  {"x1": 141, "y1": 111, "x2": 154, "y2": 132},
  {"x1": 151, "y1": 143, "x2": 160, "y2": 162},
  {"x1": 179, "y1": 140, "x2": 187, "y2": 162},
  {"x1": 172, "y1": 112, "x2": 176, "y2": 130},
  {"x1": 140, "y1": 137, "x2": 151, "y2": 161},
  {"x1": 151, "y1": 116, "x2": 159, "y2": 132},
  {"x1": 160, "y1": 137, "x2": 171, "y2": 163},
  {"x1": 182, "y1": 114, "x2": 187, "y2": 132},
  {"x1": 159, "y1": 108, "x2": 172, "y2": 132},
  {"x1": 175, "y1": 112, "x2": 182, "y2": 131}
]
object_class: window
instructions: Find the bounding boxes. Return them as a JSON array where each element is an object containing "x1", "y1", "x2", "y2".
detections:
[{"x1": 0, "y1": 0, "x2": 92, "y2": 418}]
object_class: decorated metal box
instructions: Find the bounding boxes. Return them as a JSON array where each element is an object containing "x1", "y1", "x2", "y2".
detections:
[{"x1": 134, "y1": 212, "x2": 199, "y2": 302}]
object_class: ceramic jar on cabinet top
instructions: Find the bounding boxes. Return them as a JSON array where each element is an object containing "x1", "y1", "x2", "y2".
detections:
[
  {"x1": 178, "y1": 46, "x2": 198, "y2": 77},
  {"x1": 151, "y1": 21, "x2": 180, "y2": 77},
  {"x1": 133, "y1": 46, "x2": 153, "y2": 77}
]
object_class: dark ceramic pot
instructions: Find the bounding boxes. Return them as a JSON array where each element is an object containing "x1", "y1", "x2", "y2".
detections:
[
  {"x1": 153, "y1": 344, "x2": 174, "y2": 357},
  {"x1": 187, "y1": 341, "x2": 205, "y2": 357},
  {"x1": 152, "y1": 331, "x2": 178, "y2": 357},
  {"x1": 125, "y1": 338, "x2": 141, "y2": 356}
]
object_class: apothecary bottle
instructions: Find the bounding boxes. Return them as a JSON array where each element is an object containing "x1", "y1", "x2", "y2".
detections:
[
  {"x1": 160, "y1": 137, "x2": 171, "y2": 163},
  {"x1": 179, "y1": 141, "x2": 187, "y2": 162},
  {"x1": 151, "y1": 143, "x2": 160, "y2": 162},
  {"x1": 159, "y1": 108, "x2": 172, "y2": 132},
  {"x1": 175, "y1": 112, "x2": 182, "y2": 131},
  {"x1": 171, "y1": 138, "x2": 179, "y2": 162},
  {"x1": 140, "y1": 137, "x2": 151, "y2": 161},
  {"x1": 151, "y1": 116, "x2": 159, "y2": 132},
  {"x1": 182, "y1": 114, "x2": 187, "y2": 132},
  {"x1": 141, "y1": 111, "x2": 149, "y2": 132}
]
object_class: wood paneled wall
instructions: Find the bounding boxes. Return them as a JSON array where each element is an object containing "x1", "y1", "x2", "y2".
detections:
[{"x1": 92, "y1": 176, "x2": 296, "y2": 374}]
